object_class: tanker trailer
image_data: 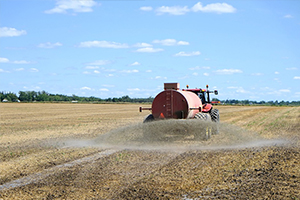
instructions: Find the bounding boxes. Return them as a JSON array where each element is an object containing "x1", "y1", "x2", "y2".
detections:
[{"x1": 139, "y1": 83, "x2": 220, "y2": 140}]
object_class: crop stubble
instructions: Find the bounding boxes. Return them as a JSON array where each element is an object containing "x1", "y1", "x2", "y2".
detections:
[{"x1": 0, "y1": 103, "x2": 299, "y2": 199}]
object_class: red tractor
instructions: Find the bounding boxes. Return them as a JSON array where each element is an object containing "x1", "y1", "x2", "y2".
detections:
[{"x1": 140, "y1": 83, "x2": 220, "y2": 139}]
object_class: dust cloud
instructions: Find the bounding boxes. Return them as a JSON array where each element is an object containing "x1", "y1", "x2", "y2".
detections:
[{"x1": 64, "y1": 120, "x2": 288, "y2": 151}]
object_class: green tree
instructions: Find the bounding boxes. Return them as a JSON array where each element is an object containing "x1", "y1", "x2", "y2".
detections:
[
  {"x1": 3, "y1": 92, "x2": 19, "y2": 102},
  {"x1": 36, "y1": 91, "x2": 49, "y2": 101}
]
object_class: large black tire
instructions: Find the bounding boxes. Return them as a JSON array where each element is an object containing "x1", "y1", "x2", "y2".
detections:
[
  {"x1": 194, "y1": 112, "x2": 211, "y2": 121},
  {"x1": 210, "y1": 109, "x2": 220, "y2": 122},
  {"x1": 210, "y1": 109, "x2": 220, "y2": 135},
  {"x1": 143, "y1": 114, "x2": 154, "y2": 123}
]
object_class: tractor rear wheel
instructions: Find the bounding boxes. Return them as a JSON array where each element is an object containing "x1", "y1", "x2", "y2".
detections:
[
  {"x1": 210, "y1": 109, "x2": 220, "y2": 135},
  {"x1": 210, "y1": 109, "x2": 220, "y2": 122}
]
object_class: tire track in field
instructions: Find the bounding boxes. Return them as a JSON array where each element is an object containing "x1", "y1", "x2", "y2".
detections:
[
  {"x1": 0, "y1": 148, "x2": 185, "y2": 199},
  {"x1": 0, "y1": 149, "x2": 119, "y2": 191}
]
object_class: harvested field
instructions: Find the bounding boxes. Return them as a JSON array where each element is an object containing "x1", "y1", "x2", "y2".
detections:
[{"x1": 0, "y1": 103, "x2": 299, "y2": 199}]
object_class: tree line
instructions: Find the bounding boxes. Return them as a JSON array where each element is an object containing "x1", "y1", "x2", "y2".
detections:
[
  {"x1": 0, "y1": 91, "x2": 153, "y2": 103},
  {"x1": 220, "y1": 99, "x2": 300, "y2": 106},
  {"x1": 1, "y1": 91, "x2": 300, "y2": 106}
]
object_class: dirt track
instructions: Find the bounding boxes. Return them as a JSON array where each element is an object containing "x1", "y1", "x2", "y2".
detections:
[{"x1": 0, "y1": 103, "x2": 299, "y2": 199}]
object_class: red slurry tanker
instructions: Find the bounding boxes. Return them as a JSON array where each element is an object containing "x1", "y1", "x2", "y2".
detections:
[{"x1": 140, "y1": 83, "x2": 220, "y2": 139}]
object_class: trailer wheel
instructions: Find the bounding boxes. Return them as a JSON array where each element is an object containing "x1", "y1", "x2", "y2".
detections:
[{"x1": 143, "y1": 114, "x2": 154, "y2": 123}]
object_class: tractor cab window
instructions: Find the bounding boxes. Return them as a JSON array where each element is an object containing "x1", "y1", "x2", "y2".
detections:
[{"x1": 199, "y1": 92, "x2": 206, "y2": 103}]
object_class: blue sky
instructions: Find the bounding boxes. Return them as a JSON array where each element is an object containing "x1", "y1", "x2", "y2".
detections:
[{"x1": 0, "y1": 0, "x2": 299, "y2": 101}]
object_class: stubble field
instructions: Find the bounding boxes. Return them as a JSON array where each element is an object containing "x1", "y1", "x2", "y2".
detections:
[{"x1": 0, "y1": 103, "x2": 299, "y2": 199}]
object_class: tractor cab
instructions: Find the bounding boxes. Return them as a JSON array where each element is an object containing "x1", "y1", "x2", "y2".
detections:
[{"x1": 183, "y1": 85, "x2": 218, "y2": 104}]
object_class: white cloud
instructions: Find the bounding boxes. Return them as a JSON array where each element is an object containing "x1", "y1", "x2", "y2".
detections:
[
  {"x1": 294, "y1": 76, "x2": 300, "y2": 80},
  {"x1": 266, "y1": 88, "x2": 291, "y2": 96},
  {"x1": 294, "y1": 92, "x2": 300, "y2": 98},
  {"x1": 189, "y1": 66, "x2": 210, "y2": 70},
  {"x1": 130, "y1": 61, "x2": 141, "y2": 66},
  {"x1": 87, "y1": 60, "x2": 111, "y2": 66},
  {"x1": 189, "y1": 66, "x2": 201, "y2": 70},
  {"x1": 227, "y1": 86, "x2": 238, "y2": 89},
  {"x1": 80, "y1": 86, "x2": 91, "y2": 90},
  {"x1": 174, "y1": 51, "x2": 201, "y2": 56},
  {"x1": 0, "y1": 27, "x2": 27, "y2": 37},
  {"x1": 279, "y1": 89, "x2": 290, "y2": 93},
  {"x1": 127, "y1": 88, "x2": 140, "y2": 91},
  {"x1": 251, "y1": 73, "x2": 263, "y2": 76},
  {"x1": 236, "y1": 87, "x2": 249, "y2": 94},
  {"x1": 177, "y1": 41, "x2": 190, "y2": 45},
  {"x1": 23, "y1": 86, "x2": 41, "y2": 90},
  {"x1": 153, "y1": 39, "x2": 189, "y2": 46},
  {"x1": 12, "y1": 60, "x2": 32, "y2": 64},
  {"x1": 284, "y1": 14, "x2": 293, "y2": 18},
  {"x1": 0, "y1": 57, "x2": 32, "y2": 64},
  {"x1": 135, "y1": 47, "x2": 164, "y2": 53},
  {"x1": 38, "y1": 42, "x2": 62, "y2": 48},
  {"x1": 100, "y1": 88, "x2": 109, "y2": 92},
  {"x1": 192, "y1": 72, "x2": 198, "y2": 76},
  {"x1": 0, "y1": 69, "x2": 9, "y2": 73},
  {"x1": 85, "y1": 66, "x2": 99, "y2": 69},
  {"x1": 79, "y1": 41, "x2": 129, "y2": 48},
  {"x1": 133, "y1": 42, "x2": 152, "y2": 48},
  {"x1": 15, "y1": 68, "x2": 25, "y2": 71},
  {"x1": 146, "y1": 2, "x2": 236, "y2": 16},
  {"x1": 215, "y1": 69, "x2": 242, "y2": 75},
  {"x1": 140, "y1": 6, "x2": 153, "y2": 11},
  {"x1": 121, "y1": 69, "x2": 139, "y2": 73},
  {"x1": 228, "y1": 86, "x2": 249, "y2": 93},
  {"x1": 191, "y1": 2, "x2": 236, "y2": 14},
  {"x1": 104, "y1": 68, "x2": 116, "y2": 72},
  {"x1": 146, "y1": 70, "x2": 152, "y2": 73},
  {"x1": 274, "y1": 71, "x2": 280, "y2": 74},
  {"x1": 93, "y1": 70, "x2": 100, "y2": 74},
  {"x1": 155, "y1": 6, "x2": 189, "y2": 15},
  {"x1": 152, "y1": 76, "x2": 167, "y2": 80},
  {"x1": 45, "y1": 0, "x2": 98, "y2": 14},
  {"x1": 260, "y1": 86, "x2": 272, "y2": 91},
  {"x1": 0, "y1": 57, "x2": 9, "y2": 63},
  {"x1": 30, "y1": 68, "x2": 39, "y2": 72},
  {"x1": 286, "y1": 67, "x2": 298, "y2": 70},
  {"x1": 203, "y1": 73, "x2": 209, "y2": 76}
]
